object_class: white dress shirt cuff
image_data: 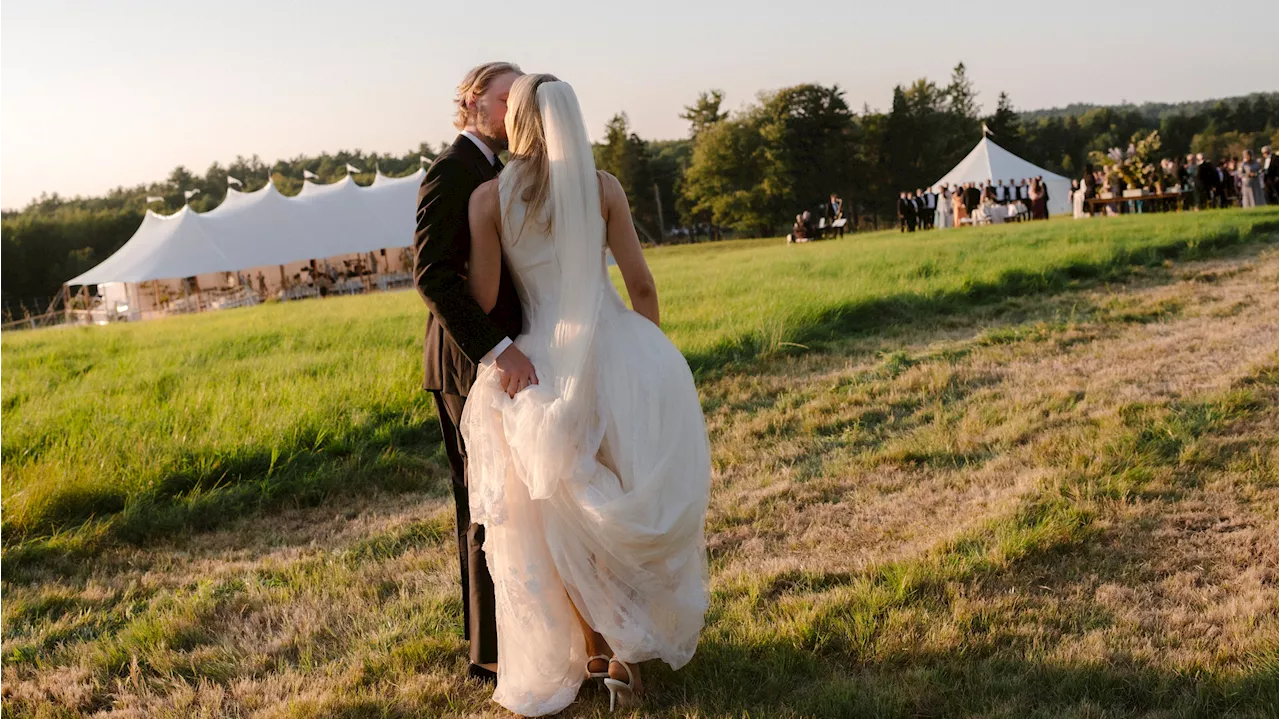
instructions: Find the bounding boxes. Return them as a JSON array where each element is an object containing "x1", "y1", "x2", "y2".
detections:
[{"x1": 480, "y1": 336, "x2": 513, "y2": 366}]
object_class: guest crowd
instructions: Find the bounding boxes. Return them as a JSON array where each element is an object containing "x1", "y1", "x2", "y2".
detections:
[
  {"x1": 796, "y1": 144, "x2": 1276, "y2": 245},
  {"x1": 896, "y1": 177, "x2": 1051, "y2": 232},
  {"x1": 1071, "y1": 146, "x2": 1278, "y2": 217}
]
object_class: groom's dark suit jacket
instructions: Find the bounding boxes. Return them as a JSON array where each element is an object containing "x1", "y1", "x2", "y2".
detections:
[{"x1": 414, "y1": 135, "x2": 524, "y2": 397}]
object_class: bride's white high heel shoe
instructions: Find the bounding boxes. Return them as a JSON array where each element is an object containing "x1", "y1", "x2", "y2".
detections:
[
  {"x1": 585, "y1": 654, "x2": 610, "y2": 680},
  {"x1": 603, "y1": 657, "x2": 641, "y2": 712}
]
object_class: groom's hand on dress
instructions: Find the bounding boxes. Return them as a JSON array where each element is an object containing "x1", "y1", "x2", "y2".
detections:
[{"x1": 495, "y1": 345, "x2": 538, "y2": 398}]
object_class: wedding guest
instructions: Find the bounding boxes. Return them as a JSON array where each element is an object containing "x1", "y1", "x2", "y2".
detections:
[
  {"x1": 789, "y1": 213, "x2": 810, "y2": 243},
  {"x1": 964, "y1": 182, "x2": 981, "y2": 214},
  {"x1": 1027, "y1": 178, "x2": 1043, "y2": 220},
  {"x1": 897, "y1": 192, "x2": 914, "y2": 233},
  {"x1": 935, "y1": 187, "x2": 955, "y2": 229},
  {"x1": 1196, "y1": 153, "x2": 1219, "y2": 208},
  {"x1": 1082, "y1": 164, "x2": 1097, "y2": 200},
  {"x1": 952, "y1": 186, "x2": 969, "y2": 227},
  {"x1": 920, "y1": 188, "x2": 937, "y2": 230},
  {"x1": 1174, "y1": 156, "x2": 1191, "y2": 210},
  {"x1": 827, "y1": 193, "x2": 845, "y2": 237},
  {"x1": 1237, "y1": 150, "x2": 1265, "y2": 208},
  {"x1": 1218, "y1": 160, "x2": 1236, "y2": 207},
  {"x1": 1262, "y1": 146, "x2": 1278, "y2": 204}
]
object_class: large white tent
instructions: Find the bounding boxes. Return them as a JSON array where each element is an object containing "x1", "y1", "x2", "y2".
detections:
[
  {"x1": 67, "y1": 168, "x2": 425, "y2": 286},
  {"x1": 934, "y1": 138, "x2": 1072, "y2": 216}
]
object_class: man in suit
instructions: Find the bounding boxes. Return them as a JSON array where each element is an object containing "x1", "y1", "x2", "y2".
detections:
[
  {"x1": 413, "y1": 61, "x2": 534, "y2": 683},
  {"x1": 964, "y1": 182, "x2": 981, "y2": 215},
  {"x1": 919, "y1": 188, "x2": 936, "y2": 230},
  {"x1": 1195, "y1": 153, "x2": 1218, "y2": 209},
  {"x1": 898, "y1": 191, "x2": 912, "y2": 233}
]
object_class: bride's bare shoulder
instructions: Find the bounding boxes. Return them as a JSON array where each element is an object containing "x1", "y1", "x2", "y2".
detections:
[
  {"x1": 596, "y1": 169, "x2": 621, "y2": 192},
  {"x1": 595, "y1": 170, "x2": 623, "y2": 216}
]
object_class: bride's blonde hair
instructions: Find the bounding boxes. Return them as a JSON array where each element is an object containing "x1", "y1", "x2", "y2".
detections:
[{"x1": 504, "y1": 73, "x2": 560, "y2": 241}]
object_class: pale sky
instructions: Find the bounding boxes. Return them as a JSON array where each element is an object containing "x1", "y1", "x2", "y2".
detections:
[{"x1": 3, "y1": 0, "x2": 1277, "y2": 210}]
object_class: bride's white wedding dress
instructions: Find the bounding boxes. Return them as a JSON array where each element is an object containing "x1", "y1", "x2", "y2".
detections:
[{"x1": 459, "y1": 82, "x2": 711, "y2": 717}]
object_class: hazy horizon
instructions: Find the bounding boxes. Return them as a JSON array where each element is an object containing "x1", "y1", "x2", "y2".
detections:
[{"x1": 3, "y1": 0, "x2": 1277, "y2": 210}]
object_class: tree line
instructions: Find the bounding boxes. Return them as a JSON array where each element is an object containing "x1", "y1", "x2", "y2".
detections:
[{"x1": 3, "y1": 64, "x2": 1275, "y2": 311}]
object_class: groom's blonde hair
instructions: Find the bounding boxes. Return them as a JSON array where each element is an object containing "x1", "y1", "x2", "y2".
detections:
[
  {"x1": 453, "y1": 62, "x2": 523, "y2": 131},
  {"x1": 504, "y1": 73, "x2": 560, "y2": 241}
]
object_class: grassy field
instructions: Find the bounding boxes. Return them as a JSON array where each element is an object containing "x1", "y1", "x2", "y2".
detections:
[{"x1": 2, "y1": 208, "x2": 1277, "y2": 717}]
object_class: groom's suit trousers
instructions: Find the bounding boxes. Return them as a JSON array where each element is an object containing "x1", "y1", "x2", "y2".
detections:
[{"x1": 433, "y1": 390, "x2": 499, "y2": 665}]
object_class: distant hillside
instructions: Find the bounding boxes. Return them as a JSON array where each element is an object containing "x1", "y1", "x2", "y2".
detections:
[{"x1": 1020, "y1": 92, "x2": 1279, "y2": 123}]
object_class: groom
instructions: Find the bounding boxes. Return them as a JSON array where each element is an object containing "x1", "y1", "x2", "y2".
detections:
[{"x1": 413, "y1": 61, "x2": 536, "y2": 682}]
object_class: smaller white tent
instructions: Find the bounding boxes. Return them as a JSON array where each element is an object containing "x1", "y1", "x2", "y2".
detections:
[{"x1": 934, "y1": 138, "x2": 1072, "y2": 216}]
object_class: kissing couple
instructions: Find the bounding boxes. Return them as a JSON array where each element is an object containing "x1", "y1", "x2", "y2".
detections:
[{"x1": 412, "y1": 62, "x2": 712, "y2": 716}]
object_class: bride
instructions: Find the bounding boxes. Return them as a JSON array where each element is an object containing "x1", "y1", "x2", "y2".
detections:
[{"x1": 459, "y1": 74, "x2": 712, "y2": 716}]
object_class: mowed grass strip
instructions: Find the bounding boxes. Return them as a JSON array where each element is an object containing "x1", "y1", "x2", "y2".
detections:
[{"x1": 1, "y1": 209, "x2": 1274, "y2": 561}]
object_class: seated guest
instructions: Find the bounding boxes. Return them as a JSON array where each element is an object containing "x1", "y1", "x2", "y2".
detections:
[
  {"x1": 977, "y1": 192, "x2": 1003, "y2": 224},
  {"x1": 789, "y1": 212, "x2": 810, "y2": 243}
]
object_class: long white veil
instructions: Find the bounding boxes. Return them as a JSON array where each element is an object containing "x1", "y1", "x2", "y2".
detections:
[{"x1": 502, "y1": 81, "x2": 607, "y2": 501}]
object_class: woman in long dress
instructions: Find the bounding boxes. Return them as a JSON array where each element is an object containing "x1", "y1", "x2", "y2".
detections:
[
  {"x1": 935, "y1": 188, "x2": 954, "y2": 228},
  {"x1": 1237, "y1": 150, "x2": 1265, "y2": 207},
  {"x1": 1030, "y1": 178, "x2": 1049, "y2": 220},
  {"x1": 1072, "y1": 179, "x2": 1088, "y2": 219},
  {"x1": 461, "y1": 74, "x2": 711, "y2": 717},
  {"x1": 952, "y1": 187, "x2": 968, "y2": 226}
]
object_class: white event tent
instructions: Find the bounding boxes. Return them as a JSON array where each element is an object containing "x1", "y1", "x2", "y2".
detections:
[
  {"x1": 67, "y1": 168, "x2": 425, "y2": 287},
  {"x1": 934, "y1": 138, "x2": 1072, "y2": 216}
]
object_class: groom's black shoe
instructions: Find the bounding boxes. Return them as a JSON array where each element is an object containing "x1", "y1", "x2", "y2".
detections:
[{"x1": 468, "y1": 664, "x2": 497, "y2": 684}]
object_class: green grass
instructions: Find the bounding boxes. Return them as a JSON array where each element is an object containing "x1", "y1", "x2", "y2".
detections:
[
  {"x1": 1, "y1": 209, "x2": 1273, "y2": 560},
  {"x1": 1, "y1": 208, "x2": 1276, "y2": 717},
  {"x1": 646, "y1": 209, "x2": 1275, "y2": 371}
]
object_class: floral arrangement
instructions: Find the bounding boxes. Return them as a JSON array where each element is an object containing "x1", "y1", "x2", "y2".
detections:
[{"x1": 1089, "y1": 130, "x2": 1163, "y2": 190}]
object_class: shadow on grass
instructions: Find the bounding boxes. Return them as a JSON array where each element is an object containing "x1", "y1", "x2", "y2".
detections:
[
  {"x1": 648, "y1": 640, "x2": 1276, "y2": 718},
  {"x1": 684, "y1": 216, "x2": 1277, "y2": 378},
  {"x1": 1, "y1": 407, "x2": 451, "y2": 583}
]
